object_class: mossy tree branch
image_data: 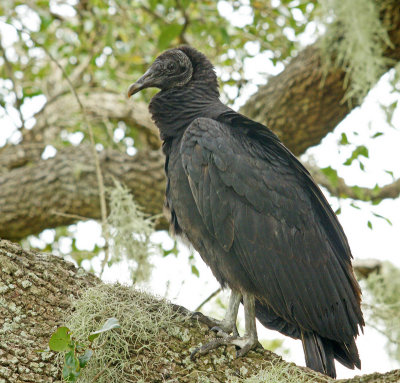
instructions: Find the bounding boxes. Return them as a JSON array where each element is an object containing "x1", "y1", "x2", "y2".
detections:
[
  {"x1": 240, "y1": 0, "x2": 400, "y2": 155},
  {"x1": 0, "y1": 241, "x2": 400, "y2": 383},
  {"x1": 1, "y1": 240, "x2": 399, "y2": 382}
]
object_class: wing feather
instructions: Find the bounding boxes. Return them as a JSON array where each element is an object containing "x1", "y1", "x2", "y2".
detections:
[{"x1": 181, "y1": 117, "x2": 363, "y2": 341}]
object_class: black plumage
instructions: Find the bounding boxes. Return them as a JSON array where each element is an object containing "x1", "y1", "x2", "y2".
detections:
[{"x1": 128, "y1": 46, "x2": 364, "y2": 378}]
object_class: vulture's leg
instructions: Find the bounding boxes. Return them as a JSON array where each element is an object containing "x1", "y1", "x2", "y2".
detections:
[
  {"x1": 190, "y1": 292, "x2": 259, "y2": 359},
  {"x1": 191, "y1": 290, "x2": 241, "y2": 335},
  {"x1": 211, "y1": 290, "x2": 241, "y2": 336},
  {"x1": 230, "y1": 292, "x2": 258, "y2": 357}
]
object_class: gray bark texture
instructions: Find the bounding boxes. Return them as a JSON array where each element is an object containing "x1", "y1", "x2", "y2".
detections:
[{"x1": 1, "y1": 240, "x2": 399, "y2": 383}]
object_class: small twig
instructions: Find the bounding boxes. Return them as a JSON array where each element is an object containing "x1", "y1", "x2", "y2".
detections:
[
  {"x1": 175, "y1": 0, "x2": 190, "y2": 44},
  {"x1": 51, "y1": 210, "x2": 90, "y2": 221},
  {"x1": 195, "y1": 288, "x2": 222, "y2": 312},
  {"x1": 140, "y1": 5, "x2": 166, "y2": 21},
  {"x1": 12, "y1": 24, "x2": 110, "y2": 276}
]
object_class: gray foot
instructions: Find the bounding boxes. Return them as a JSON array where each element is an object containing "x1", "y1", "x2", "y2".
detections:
[
  {"x1": 191, "y1": 311, "x2": 239, "y2": 336},
  {"x1": 190, "y1": 334, "x2": 259, "y2": 360}
]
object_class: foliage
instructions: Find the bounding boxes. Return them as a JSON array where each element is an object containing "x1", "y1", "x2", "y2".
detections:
[
  {"x1": 107, "y1": 181, "x2": 155, "y2": 282},
  {"x1": 319, "y1": 0, "x2": 393, "y2": 102},
  {"x1": 362, "y1": 262, "x2": 400, "y2": 362},
  {"x1": 48, "y1": 318, "x2": 120, "y2": 382},
  {"x1": 0, "y1": 0, "x2": 313, "y2": 131}
]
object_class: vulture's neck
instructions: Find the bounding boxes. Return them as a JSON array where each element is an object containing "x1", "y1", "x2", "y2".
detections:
[{"x1": 149, "y1": 79, "x2": 226, "y2": 141}]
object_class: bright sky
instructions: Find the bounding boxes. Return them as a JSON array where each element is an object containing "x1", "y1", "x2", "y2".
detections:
[{"x1": 1, "y1": 1, "x2": 400, "y2": 379}]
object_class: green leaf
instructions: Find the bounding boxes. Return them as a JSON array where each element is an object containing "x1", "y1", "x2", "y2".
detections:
[
  {"x1": 382, "y1": 100, "x2": 398, "y2": 127},
  {"x1": 372, "y1": 212, "x2": 392, "y2": 226},
  {"x1": 63, "y1": 351, "x2": 81, "y2": 382},
  {"x1": 385, "y1": 170, "x2": 394, "y2": 180},
  {"x1": 371, "y1": 132, "x2": 383, "y2": 138},
  {"x1": 367, "y1": 220, "x2": 373, "y2": 229},
  {"x1": 49, "y1": 327, "x2": 71, "y2": 352},
  {"x1": 162, "y1": 241, "x2": 179, "y2": 257},
  {"x1": 339, "y1": 132, "x2": 349, "y2": 145},
  {"x1": 344, "y1": 145, "x2": 369, "y2": 166},
  {"x1": 158, "y1": 24, "x2": 182, "y2": 50},
  {"x1": 78, "y1": 349, "x2": 93, "y2": 368},
  {"x1": 88, "y1": 317, "x2": 120, "y2": 342},
  {"x1": 191, "y1": 265, "x2": 200, "y2": 278},
  {"x1": 219, "y1": 27, "x2": 230, "y2": 44},
  {"x1": 321, "y1": 166, "x2": 339, "y2": 188}
]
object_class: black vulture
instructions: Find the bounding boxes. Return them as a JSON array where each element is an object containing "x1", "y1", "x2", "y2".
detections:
[{"x1": 127, "y1": 46, "x2": 364, "y2": 378}]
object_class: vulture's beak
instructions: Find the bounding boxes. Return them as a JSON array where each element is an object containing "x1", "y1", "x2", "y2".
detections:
[{"x1": 127, "y1": 67, "x2": 156, "y2": 97}]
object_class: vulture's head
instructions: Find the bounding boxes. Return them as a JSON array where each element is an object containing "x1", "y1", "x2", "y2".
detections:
[{"x1": 127, "y1": 46, "x2": 218, "y2": 97}]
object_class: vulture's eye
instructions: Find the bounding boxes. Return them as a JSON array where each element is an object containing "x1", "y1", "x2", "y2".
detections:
[{"x1": 167, "y1": 62, "x2": 177, "y2": 72}]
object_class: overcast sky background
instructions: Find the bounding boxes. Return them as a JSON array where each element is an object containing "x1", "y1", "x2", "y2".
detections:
[{"x1": 1, "y1": 0, "x2": 400, "y2": 379}]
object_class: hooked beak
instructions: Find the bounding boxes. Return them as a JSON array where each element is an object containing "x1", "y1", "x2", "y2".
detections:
[{"x1": 127, "y1": 67, "x2": 156, "y2": 98}]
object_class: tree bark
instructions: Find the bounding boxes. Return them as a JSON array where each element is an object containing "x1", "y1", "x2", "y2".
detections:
[
  {"x1": 0, "y1": 240, "x2": 99, "y2": 383},
  {"x1": 0, "y1": 239, "x2": 399, "y2": 383},
  {"x1": 0, "y1": 146, "x2": 167, "y2": 241}
]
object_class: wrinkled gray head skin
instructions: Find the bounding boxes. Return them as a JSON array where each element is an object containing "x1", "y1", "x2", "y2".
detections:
[{"x1": 128, "y1": 49, "x2": 193, "y2": 97}]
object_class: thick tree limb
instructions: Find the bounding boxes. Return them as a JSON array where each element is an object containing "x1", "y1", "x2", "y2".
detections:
[
  {"x1": 0, "y1": 239, "x2": 399, "y2": 382},
  {"x1": 0, "y1": 146, "x2": 167, "y2": 241},
  {"x1": 22, "y1": 90, "x2": 159, "y2": 149},
  {"x1": 240, "y1": 0, "x2": 400, "y2": 155}
]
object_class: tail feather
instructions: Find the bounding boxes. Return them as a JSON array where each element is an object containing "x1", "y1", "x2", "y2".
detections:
[
  {"x1": 255, "y1": 300, "x2": 361, "y2": 378},
  {"x1": 301, "y1": 331, "x2": 336, "y2": 378},
  {"x1": 301, "y1": 331, "x2": 361, "y2": 379},
  {"x1": 330, "y1": 336, "x2": 361, "y2": 370}
]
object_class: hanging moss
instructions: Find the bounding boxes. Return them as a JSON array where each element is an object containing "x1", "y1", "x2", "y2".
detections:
[
  {"x1": 107, "y1": 181, "x2": 155, "y2": 282},
  {"x1": 319, "y1": 0, "x2": 393, "y2": 102},
  {"x1": 362, "y1": 262, "x2": 400, "y2": 362}
]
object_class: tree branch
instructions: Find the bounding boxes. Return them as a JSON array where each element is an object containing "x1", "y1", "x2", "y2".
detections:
[
  {"x1": 22, "y1": 90, "x2": 159, "y2": 149},
  {"x1": 0, "y1": 146, "x2": 167, "y2": 241},
  {"x1": 307, "y1": 163, "x2": 400, "y2": 202},
  {"x1": 0, "y1": 239, "x2": 399, "y2": 382},
  {"x1": 240, "y1": 0, "x2": 400, "y2": 155}
]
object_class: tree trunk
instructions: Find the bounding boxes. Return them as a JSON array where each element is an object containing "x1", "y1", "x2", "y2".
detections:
[{"x1": 0, "y1": 240, "x2": 399, "y2": 382}]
